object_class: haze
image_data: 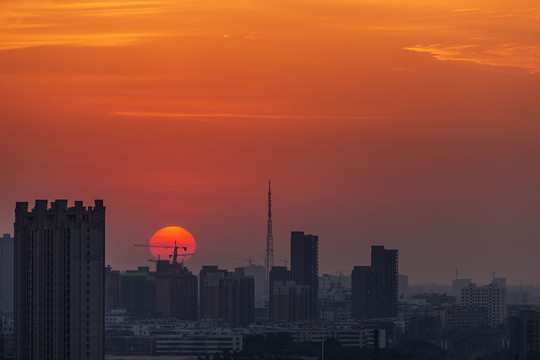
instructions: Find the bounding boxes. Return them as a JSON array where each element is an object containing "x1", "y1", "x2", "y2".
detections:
[{"x1": 1, "y1": 0, "x2": 539, "y2": 285}]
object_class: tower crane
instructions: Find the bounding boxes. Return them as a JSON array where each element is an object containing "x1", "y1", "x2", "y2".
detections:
[{"x1": 134, "y1": 241, "x2": 193, "y2": 265}]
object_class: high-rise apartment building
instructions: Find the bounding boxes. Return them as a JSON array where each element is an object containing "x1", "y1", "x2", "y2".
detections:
[
  {"x1": 199, "y1": 266, "x2": 228, "y2": 320},
  {"x1": 0, "y1": 233, "x2": 14, "y2": 313},
  {"x1": 155, "y1": 260, "x2": 197, "y2": 320},
  {"x1": 461, "y1": 281, "x2": 506, "y2": 327},
  {"x1": 290, "y1": 231, "x2": 318, "y2": 319},
  {"x1": 120, "y1": 267, "x2": 156, "y2": 317},
  {"x1": 351, "y1": 266, "x2": 383, "y2": 319},
  {"x1": 14, "y1": 200, "x2": 105, "y2": 360},
  {"x1": 199, "y1": 266, "x2": 254, "y2": 327},
  {"x1": 371, "y1": 245, "x2": 398, "y2": 318},
  {"x1": 351, "y1": 245, "x2": 398, "y2": 320},
  {"x1": 268, "y1": 266, "x2": 309, "y2": 322}
]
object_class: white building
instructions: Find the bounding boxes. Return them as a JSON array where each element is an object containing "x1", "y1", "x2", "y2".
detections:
[{"x1": 461, "y1": 281, "x2": 506, "y2": 327}]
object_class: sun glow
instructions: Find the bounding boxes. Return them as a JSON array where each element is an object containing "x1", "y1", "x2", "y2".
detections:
[{"x1": 149, "y1": 226, "x2": 196, "y2": 263}]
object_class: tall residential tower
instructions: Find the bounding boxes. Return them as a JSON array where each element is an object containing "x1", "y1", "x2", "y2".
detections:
[
  {"x1": 352, "y1": 245, "x2": 398, "y2": 319},
  {"x1": 290, "y1": 231, "x2": 319, "y2": 319},
  {"x1": 15, "y1": 200, "x2": 105, "y2": 360}
]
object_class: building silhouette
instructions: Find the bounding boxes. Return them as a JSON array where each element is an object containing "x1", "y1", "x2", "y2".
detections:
[
  {"x1": 105, "y1": 265, "x2": 120, "y2": 313},
  {"x1": 268, "y1": 266, "x2": 310, "y2": 322},
  {"x1": 511, "y1": 311, "x2": 540, "y2": 360},
  {"x1": 290, "y1": 231, "x2": 318, "y2": 319},
  {"x1": 240, "y1": 262, "x2": 266, "y2": 303},
  {"x1": 155, "y1": 260, "x2": 198, "y2": 320},
  {"x1": 352, "y1": 245, "x2": 398, "y2": 319},
  {"x1": 371, "y1": 245, "x2": 398, "y2": 317},
  {"x1": 14, "y1": 200, "x2": 105, "y2": 360},
  {"x1": 199, "y1": 266, "x2": 228, "y2": 320},
  {"x1": 268, "y1": 266, "x2": 291, "y2": 320},
  {"x1": 199, "y1": 266, "x2": 254, "y2": 327},
  {"x1": 351, "y1": 266, "x2": 382, "y2": 319},
  {"x1": 120, "y1": 266, "x2": 156, "y2": 317},
  {"x1": 0, "y1": 233, "x2": 14, "y2": 313}
]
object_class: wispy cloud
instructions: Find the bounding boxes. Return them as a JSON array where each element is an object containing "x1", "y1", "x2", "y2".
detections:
[
  {"x1": 404, "y1": 43, "x2": 540, "y2": 73},
  {"x1": 451, "y1": 8, "x2": 482, "y2": 12},
  {"x1": 0, "y1": 32, "x2": 166, "y2": 50},
  {"x1": 0, "y1": 0, "x2": 179, "y2": 50},
  {"x1": 111, "y1": 111, "x2": 388, "y2": 121}
]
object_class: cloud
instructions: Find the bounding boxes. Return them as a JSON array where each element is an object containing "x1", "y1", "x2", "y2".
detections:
[
  {"x1": 404, "y1": 43, "x2": 540, "y2": 73},
  {"x1": 0, "y1": 32, "x2": 166, "y2": 50},
  {"x1": 111, "y1": 111, "x2": 388, "y2": 121},
  {"x1": 0, "y1": 0, "x2": 178, "y2": 50}
]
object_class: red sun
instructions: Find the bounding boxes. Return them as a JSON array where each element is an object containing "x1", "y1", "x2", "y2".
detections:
[{"x1": 149, "y1": 226, "x2": 196, "y2": 263}]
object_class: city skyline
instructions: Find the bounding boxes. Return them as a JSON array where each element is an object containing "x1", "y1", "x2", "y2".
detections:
[
  {"x1": 0, "y1": 195, "x2": 533, "y2": 287},
  {"x1": 2, "y1": 0, "x2": 540, "y2": 286}
]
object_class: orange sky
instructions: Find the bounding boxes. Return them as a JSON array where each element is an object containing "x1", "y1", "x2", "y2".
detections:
[{"x1": 1, "y1": 0, "x2": 540, "y2": 284}]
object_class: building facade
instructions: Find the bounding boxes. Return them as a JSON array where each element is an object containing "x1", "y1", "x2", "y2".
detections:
[
  {"x1": 290, "y1": 231, "x2": 319, "y2": 320},
  {"x1": 351, "y1": 246, "x2": 399, "y2": 320},
  {"x1": 371, "y1": 245, "x2": 398, "y2": 318},
  {"x1": 461, "y1": 281, "x2": 506, "y2": 327},
  {"x1": 352, "y1": 266, "x2": 383, "y2": 319},
  {"x1": 14, "y1": 200, "x2": 105, "y2": 360},
  {"x1": 120, "y1": 267, "x2": 156, "y2": 317},
  {"x1": 199, "y1": 266, "x2": 254, "y2": 327},
  {"x1": 0, "y1": 234, "x2": 14, "y2": 313},
  {"x1": 105, "y1": 265, "x2": 120, "y2": 313},
  {"x1": 511, "y1": 311, "x2": 540, "y2": 360},
  {"x1": 155, "y1": 260, "x2": 198, "y2": 320}
]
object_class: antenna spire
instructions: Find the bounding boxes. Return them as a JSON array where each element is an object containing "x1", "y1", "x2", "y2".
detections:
[{"x1": 265, "y1": 180, "x2": 274, "y2": 298}]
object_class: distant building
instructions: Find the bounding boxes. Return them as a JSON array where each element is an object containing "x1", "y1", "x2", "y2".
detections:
[
  {"x1": 511, "y1": 311, "x2": 540, "y2": 360},
  {"x1": 352, "y1": 246, "x2": 398, "y2": 320},
  {"x1": 461, "y1": 280, "x2": 506, "y2": 327},
  {"x1": 120, "y1": 267, "x2": 156, "y2": 317},
  {"x1": 290, "y1": 231, "x2": 319, "y2": 320},
  {"x1": 371, "y1": 245, "x2": 398, "y2": 317},
  {"x1": 411, "y1": 293, "x2": 456, "y2": 307},
  {"x1": 14, "y1": 200, "x2": 105, "y2": 360},
  {"x1": 155, "y1": 260, "x2": 198, "y2": 320},
  {"x1": 250, "y1": 322, "x2": 387, "y2": 349},
  {"x1": 1, "y1": 311, "x2": 15, "y2": 357},
  {"x1": 407, "y1": 314, "x2": 442, "y2": 340},
  {"x1": 105, "y1": 319, "x2": 244, "y2": 356},
  {"x1": 240, "y1": 262, "x2": 266, "y2": 303},
  {"x1": 0, "y1": 234, "x2": 14, "y2": 313},
  {"x1": 319, "y1": 274, "x2": 352, "y2": 322},
  {"x1": 452, "y1": 278, "x2": 472, "y2": 303},
  {"x1": 434, "y1": 305, "x2": 488, "y2": 330},
  {"x1": 199, "y1": 266, "x2": 254, "y2": 327},
  {"x1": 105, "y1": 265, "x2": 121, "y2": 313},
  {"x1": 398, "y1": 274, "x2": 409, "y2": 299},
  {"x1": 268, "y1": 266, "x2": 310, "y2": 322},
  {"x1": 352, "y1": 266, "x2": 383, "y2": 319}
]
